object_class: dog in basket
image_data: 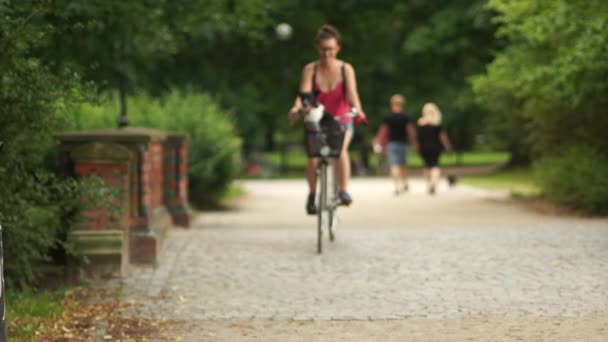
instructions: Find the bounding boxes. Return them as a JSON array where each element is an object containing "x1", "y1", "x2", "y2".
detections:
[{"x1": 299, "y1": 92, "x2": 330, "y2": 131}]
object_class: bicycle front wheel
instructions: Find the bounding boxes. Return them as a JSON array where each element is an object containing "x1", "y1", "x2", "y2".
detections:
[
  {"x1": 328, "y1": 162, "x2": 338, "y2": 242},
  {"x1": 317, "y1": 162, "x2": 327, "y2": 254}
]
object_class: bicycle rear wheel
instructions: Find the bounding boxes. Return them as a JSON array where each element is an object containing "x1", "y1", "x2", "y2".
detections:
[{"x1": 317, "y1": 162, "x2": 327, "y2": 254}]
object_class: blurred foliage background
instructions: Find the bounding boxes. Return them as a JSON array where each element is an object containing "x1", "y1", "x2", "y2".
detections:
[
  {"x1": 70, "y1": 90, "x2": 241, "y2": 208},
  {"x1": 0, "y1": 0, "x2": 607, "y2": 286},
  {"x1": 472, "y1": 0, "x2": 608, "y2": 211}
]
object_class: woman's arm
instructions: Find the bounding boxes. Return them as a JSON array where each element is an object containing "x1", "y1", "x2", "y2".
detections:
[
  {"x1": 344, "y1": 63, "x2": 365, "y2": 118},
  {"x1": 288, "y1": 63, "x2": 315, "y2": 122},
  {"x1": 439, "y1": 130, "x2": 453, "y2": 152},
  {"x1": 373, "y1": 124, "x2": 388, "y2": 153},
  {"x1": 407, "y1": 122, "x2": 418, "y2": 151}
]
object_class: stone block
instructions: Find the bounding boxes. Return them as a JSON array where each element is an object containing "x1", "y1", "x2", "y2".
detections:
[{"x1": 68, "y1": 229, "x2": 127, "y2": 276}]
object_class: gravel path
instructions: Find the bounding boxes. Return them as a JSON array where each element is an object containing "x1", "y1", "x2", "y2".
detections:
[{"x1": 120, "y1": 179, "x2": 608, "y2": 341}]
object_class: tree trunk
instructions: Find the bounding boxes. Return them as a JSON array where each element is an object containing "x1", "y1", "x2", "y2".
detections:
[
  {"x1": 265, "y1": 123, "x2": 276, "y2": 151},
  {"x1": 507, "y1": 141, "x2": 531, "y2": 167}
]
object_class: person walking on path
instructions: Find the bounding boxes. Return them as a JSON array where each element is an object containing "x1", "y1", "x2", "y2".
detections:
[
  {"x1": 417, "y1": 103, "x2": 453, "y2": 194},
  {"x1": 373, "y1": 94, "x2": 418, "y2": 195},
  {"x1": 288, "y1": 24, "x2": 366, "y2": 214}
]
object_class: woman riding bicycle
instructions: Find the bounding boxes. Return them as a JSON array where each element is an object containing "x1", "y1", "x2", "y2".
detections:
[{"x1": 288, "y1": 24, "x2": 366, "y2": 215}]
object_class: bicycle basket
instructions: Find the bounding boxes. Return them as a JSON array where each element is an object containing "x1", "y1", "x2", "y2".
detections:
[{"x1": 305, "y1": 115, "x2": 345, "y2": 158}]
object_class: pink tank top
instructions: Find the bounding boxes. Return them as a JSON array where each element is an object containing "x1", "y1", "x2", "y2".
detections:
[{"x1": 313, "y1": 64, "x2": 352, "y2": 124}]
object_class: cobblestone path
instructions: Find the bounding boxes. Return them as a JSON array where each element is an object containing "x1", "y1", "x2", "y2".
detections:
[{"x1": 120, "y1": 179, "x2": 608, "y2": 341}]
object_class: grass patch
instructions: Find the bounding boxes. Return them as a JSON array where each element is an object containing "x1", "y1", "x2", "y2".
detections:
[
  {"x1": 448, "y1": 151, "x2": 510, "y2": 166},
  {"x1": 460, "y1": 167, "x2": 540, "y2": 197},
  {"x1": 258, "y1": 149, "x2": 509, "y2": 179},
  {"x1": 373, "y1": 150, "x2": 509, "y2": 168},
  {"x1": 264, "y1": 150, "x2": 309, "y2": 170},
  {"x1": 264, "y1": 149, "x2": 509, "y2": 171},
  {"x1": 8, "y1": 287, "x2": 171, "y2": 340},
  {"x1": 221, "y1": 183, "x2": 247, "y2": 201},
  {"x1": 7, "y1": 289, "x2": 63, "y2": 341}
]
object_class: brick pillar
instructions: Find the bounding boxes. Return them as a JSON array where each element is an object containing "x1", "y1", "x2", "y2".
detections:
[
  {"x1": 129, "y1": 145, "x2": 158, "y2": 263},
  {"x1": 150, "y1": 141, "x2": 164, "y2": 209},
  {"x1": 68, "y1": 142, "x2": 132, "y2": 275},
  {"x1": 164, "y1": 134, "x2": 191, "y2": 227},
  {"x1": 58, "y1": 127, "x2": 176, "y2": 266},
  {"x1": 129, "y1": 139, "x2": 171, "y2": 264}
]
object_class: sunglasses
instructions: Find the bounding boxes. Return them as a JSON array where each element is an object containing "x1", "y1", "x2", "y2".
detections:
[{"x1": 318, "y1": 47, "x2": 337, "y2": 53}]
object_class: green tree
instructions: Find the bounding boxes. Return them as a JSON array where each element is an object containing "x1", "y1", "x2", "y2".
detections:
[
  {"x1": 72, "y1": 90, "x2": 242, "y2": 208},
  {"x1": 473, "y1": 0, "x2": 608, "y2": 211},
  {"x1": 157, "y1": 0, "x2": 497, "y2": 152},
  {"x1": 41, "y1": 0, "x2": 277, "y2": 125},
  {"x1": 0, "y1": 1, "x2": 112, "y2": 285}
]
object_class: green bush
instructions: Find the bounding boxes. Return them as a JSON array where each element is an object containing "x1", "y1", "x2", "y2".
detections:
[
  {"x1": 0, "y1": 44, "x2": 99, "y2": 287},
  {"x1": 0, "y1": 23, "x2": 62, "y2": 286},
  {"x1": 473, "y1": 0, "x2": 608, "y2": 208},
  {"x1": 71, "y1": 89, "x2": 241, "y2": 207},
  {"x1": 535, "y1": 146, "x2": 608, "y2": 214},
  {"x1": 0, "y1": 8, "x2": 119, "y2": 286}
]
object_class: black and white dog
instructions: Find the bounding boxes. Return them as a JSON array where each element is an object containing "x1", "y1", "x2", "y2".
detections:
[{"x1": 299, "y1": 91, "x2": 329, "y2": 132}]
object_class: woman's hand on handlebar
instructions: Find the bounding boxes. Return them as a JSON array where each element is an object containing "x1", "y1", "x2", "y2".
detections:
[
  {"x1": 288, "y1": 105, "x2": 315, "y2": 124},
  {"x1": 355, "y1": 110, "x2": 368, "y2": 125}
]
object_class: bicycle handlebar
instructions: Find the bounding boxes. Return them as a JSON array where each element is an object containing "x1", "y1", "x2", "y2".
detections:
[
  {"x1": 333, "y1": 108, "x2": 358, "y2": 120},
  {"x1": 298, "y1": 106, "x2": 366, "y2": 125}
]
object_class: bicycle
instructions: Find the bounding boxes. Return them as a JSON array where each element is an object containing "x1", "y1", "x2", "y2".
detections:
[{"x1": 298, "y1": 93, "x2": 359, "y2": 254}]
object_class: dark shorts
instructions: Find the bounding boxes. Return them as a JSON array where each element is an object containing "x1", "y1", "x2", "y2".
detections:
[{"x1": 421, "y1": 149, "x2": 441, "y2": 168}]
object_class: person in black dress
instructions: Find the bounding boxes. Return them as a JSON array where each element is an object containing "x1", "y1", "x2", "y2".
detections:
[{"x1": 417, "y1": 103, "x2": 452, "y2": 194}]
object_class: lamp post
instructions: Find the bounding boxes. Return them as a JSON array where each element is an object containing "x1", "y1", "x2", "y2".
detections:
[
  {"x1": 117, "y1": 74, "x2": 129, "y2": 128},
  {"x1": 117, "y1": 36, "x2": 129, "y2": 128},
  {"x1": 0, "y1": 141, "x2": 7, "y2": 342},
  {"x1": 276, "y1": 23, "x2": 292, "y2": 174}
]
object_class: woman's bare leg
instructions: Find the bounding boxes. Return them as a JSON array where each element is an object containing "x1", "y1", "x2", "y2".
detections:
[
  {"x1": 307, "y1": 158, "x2": 319, "y2": 194},
  {"x1": 430, "y1": 167, "x2": 441, "y2": 187},
  {"x1": 424, "y1": 168, "x2": 431, "y2": 186},
  {"x1": 336, "y1": 131, "x2": 353, "y2": 192},
  {"x1": 390, "y1": 166, "x2": 401, "y2": 193},
  {"x1": 401, "y1": 166, "x2": 409, "y2": 189}
]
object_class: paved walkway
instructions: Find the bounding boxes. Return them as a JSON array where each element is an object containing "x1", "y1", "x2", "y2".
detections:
[{"x1": 120, "y1": 179, "x2": 608, "y2": 341}]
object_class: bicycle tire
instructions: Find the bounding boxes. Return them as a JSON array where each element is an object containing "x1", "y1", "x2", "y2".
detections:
[
  {"x1": 317, "y1": 162, "x2": 327, "y2": 254},
  {"x1": 328, "y1": 208, "x2": 336, "y2": 242}
]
